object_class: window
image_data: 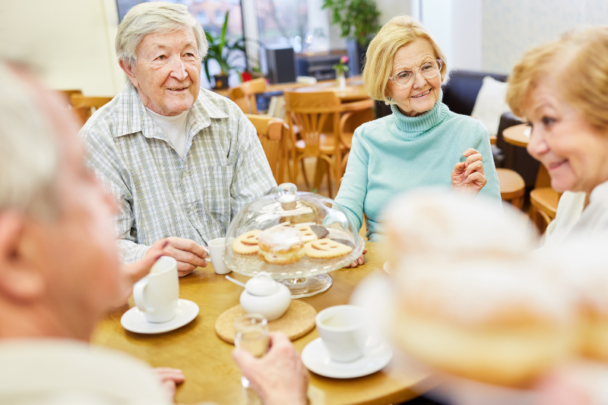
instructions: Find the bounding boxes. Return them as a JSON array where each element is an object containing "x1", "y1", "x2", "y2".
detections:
[
  {"x1": 196, "y1": 10, "x2": 209, "y2": 25},
  {"x1": 255, "y1": 0, "x2": 308, "y2": 49},
  {"x1": 115, "y1": 0, "x2": 244, "y2": 88}
]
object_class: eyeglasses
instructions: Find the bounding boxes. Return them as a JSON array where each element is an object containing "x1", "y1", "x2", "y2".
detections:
[{"x1": 388, "y1": 59, "x2": 443, "y2": 88}]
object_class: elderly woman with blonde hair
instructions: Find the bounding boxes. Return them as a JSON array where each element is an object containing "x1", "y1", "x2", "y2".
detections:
[
  {"x1": 336, "y1": 16, "x2": 501, "y2": 265},
  {"x1": 506, "y1": 26, "x2": 608, "y2": 249}
]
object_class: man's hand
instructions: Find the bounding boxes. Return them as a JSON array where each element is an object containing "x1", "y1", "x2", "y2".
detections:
[
  {"x1": 451, "y1": 148, "x2": 487, "y2": 195},
  {"x1": 346, "y1": 248, "x2": 367, "y2": 268},
  {"x1": 145, "y1": 237, "x2": 208, "y2": 277},
  {"x1": 233, "y1": 332, "x2": 308, "y2": 405},
  {"x1": 152, "y1": 367, "x2": 185, "y2": 403}
]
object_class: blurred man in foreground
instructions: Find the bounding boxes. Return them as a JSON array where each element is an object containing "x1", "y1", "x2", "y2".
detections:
[{"x1": 0, "y1": 62, "x2": 307, "y2": 405}]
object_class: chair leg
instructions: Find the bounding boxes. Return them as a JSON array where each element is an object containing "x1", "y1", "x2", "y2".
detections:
[
  {"x1": 326, "y1": 166, "x2": 333, "y2": 198},
  {"x1": 301, "y1": 159, "x2": 310, "y2": 189},
  {"x1": 312, "y1": 158, "x2": 326, "y2": 193},
  {"x1": 292, "y1": 154, "x2": 299, "y2": 185}
]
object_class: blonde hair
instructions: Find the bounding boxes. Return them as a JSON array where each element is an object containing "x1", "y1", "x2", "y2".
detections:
[
  {"x1": 507, "y1": 26, "x2": 608, "y2": 131},
  {"x1": 116, "y1": 2, "x2": 208, "y2": 67},
  {"x1": 362, "y1": 16, "x2": 447, "y2": 104}
]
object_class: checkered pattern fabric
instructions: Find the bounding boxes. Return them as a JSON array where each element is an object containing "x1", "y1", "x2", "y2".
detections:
[{"x1": 81, "y1": 82, "x2": 276, "y2": 263}]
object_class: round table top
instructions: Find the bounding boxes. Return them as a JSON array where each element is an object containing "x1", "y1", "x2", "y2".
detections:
[
  {"x1": 293, "y1": 78, "x2": 370, "y2": 102},
  {"x1": 92, "y1": 242, "x2": 428, "y2": 405},
  {"x1": 503, "y1": 124, "x2": 530, "y2": 147}
]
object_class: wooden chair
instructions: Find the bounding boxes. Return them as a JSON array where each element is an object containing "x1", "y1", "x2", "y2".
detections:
[
  {"x1": 245, "y1": 114, "x2": 288, "y2": 183},
  {"x1": 496, "y1": 168, "x2": 525, "y2": 209},
  {"x1": 228, "y1": 78, "x2": 267, "y2": 114},
  {"x1": 283, "y1": 91, "x2": 374, "y2": 198},
  {"x1": 58, "y1": 89, "x2": 82, "y2": 106},
  {"x1": 530, "y1": 187, "x2": 561, "y2": 234},
  {"x1": 71, "y1": 95, "x2": 113, "y2": 124}
]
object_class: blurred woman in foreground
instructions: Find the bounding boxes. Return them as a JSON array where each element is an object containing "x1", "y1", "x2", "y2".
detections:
[{"x1": 506, "y1": 26, "x2": 608, "y2": 249}]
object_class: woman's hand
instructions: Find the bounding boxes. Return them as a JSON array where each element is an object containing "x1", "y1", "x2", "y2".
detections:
[
  {"x1": 233, "y1": 333, "x2": 309, "y2": 405},
  {"x1": 451, "y1": 148, "x2": 487, "y2": 195},
  {"x1": 346, "y1": 248, "x2": 367, "y2": 268},
  {"x1": 152, "y1": 367, "x2": 185, "y2": 402}
]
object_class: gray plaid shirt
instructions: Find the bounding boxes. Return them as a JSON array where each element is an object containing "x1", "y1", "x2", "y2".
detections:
[{"x1": 81, "y1": 82, "x2": 276, "y2": 263}]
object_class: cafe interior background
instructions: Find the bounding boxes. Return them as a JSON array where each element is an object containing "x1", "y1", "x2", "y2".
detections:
[{"x1": 7, "y1": 0, "x2": 608, "y2": 95}]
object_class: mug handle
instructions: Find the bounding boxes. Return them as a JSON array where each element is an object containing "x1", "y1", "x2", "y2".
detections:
[{"x1": 133, "y1": 277, "x2": 154, "y2": 314}]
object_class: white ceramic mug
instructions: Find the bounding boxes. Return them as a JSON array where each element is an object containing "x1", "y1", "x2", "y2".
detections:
[
  {"x1": 316, "y1": 305, "x2": 371, "y2": 362},
  {"x1": 208, "y1": 237, "x2": 231, "y2": 275},
  {"x1": 133, "y1": 256, "x2": 179, "y2": 323}
]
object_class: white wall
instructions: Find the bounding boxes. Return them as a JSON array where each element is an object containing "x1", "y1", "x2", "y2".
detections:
[
  {"x1": 482, "y1": 0, "x2": 608, "y2": 74},
  {"x1": 376, "y1": 0, "x2": 413, "y2": 25},
  {"x1": 421, "y1": 0, "x2": 482, "y2": 72},
  {"x1": 1, "y1": 0, "x2": 125, "y2": 96}
]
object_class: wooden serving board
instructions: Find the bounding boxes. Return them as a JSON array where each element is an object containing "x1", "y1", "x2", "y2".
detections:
[{"x1": 215, "y1": 300, "x2": 316, "y2": 344}]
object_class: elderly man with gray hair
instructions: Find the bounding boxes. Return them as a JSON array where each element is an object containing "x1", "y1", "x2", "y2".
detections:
[
  {"x1": 0, "y1": 60, "x2": 307, "y2": 404},
  {"x1": 82, "y1": 3, "x2": 276, "y2": 276}
]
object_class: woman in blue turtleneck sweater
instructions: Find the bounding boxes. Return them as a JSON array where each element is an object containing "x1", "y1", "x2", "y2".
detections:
[{"x1": 338, "y1": 16, "x2": 501, "y2": 266}]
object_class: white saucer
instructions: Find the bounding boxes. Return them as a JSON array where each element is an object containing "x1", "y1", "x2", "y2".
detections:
[
  {"x1": 302, "y1": 338, "x2": 393, "y2": 379},
  {"x1": 121, "y1": 299, "x2": 199, "y2": 334}
]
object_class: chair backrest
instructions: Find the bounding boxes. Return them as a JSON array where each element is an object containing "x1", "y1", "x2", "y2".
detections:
[
  {"x1": 246, "y1": 114, "x2": 286, "y2": 183},
  {"x1": 58, "y1": 89, "x2": 82, "y2": 106},
  {"x1": 283, "y1": 91, "x2": 342, "y2": 156},
  {"x1": 71, "y1": 95, "x2": 113, "y2": 124},
  {"x1": 228, "y1": 78, "x2": 267, "y2": 114}
]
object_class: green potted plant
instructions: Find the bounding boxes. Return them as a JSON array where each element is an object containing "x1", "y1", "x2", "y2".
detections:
[
  {"x1": 322, "y1": 0, "x2": 380, "y2": 75},
  {"x1": 203, "y1": 11, "x2": 247, "y2": 89}
]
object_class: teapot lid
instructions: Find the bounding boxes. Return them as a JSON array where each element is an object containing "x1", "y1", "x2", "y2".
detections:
[{"x1": 245, "y1": 272, "x2": 279, "y2": 296}]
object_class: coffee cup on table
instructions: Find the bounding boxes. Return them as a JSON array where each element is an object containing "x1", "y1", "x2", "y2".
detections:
[
  {"x1": 208, "y1": 237, "x2": 231, "y2": 275},
  {"x1": 316, "y1": 305, "x2": 372, "y2": 362},
  {"x1": 133, "y1": 256, "x2": 179, "y2": 323}
]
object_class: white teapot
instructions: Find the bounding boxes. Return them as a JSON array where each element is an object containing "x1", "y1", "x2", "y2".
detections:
[{"x1": 240, "y1": 272, "x2": 291, "y2": 321}]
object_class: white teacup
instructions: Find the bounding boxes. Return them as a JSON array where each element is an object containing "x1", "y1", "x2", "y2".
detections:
[
  {"x1": 316, "y1": 305, "x2": 372, "y2": 362},
  {"x1": 133, "y1": 256, "x2": 179, "y2": 323},
  {"x1": 208, "y1": 237, "x2": 231, "y2": 275}
]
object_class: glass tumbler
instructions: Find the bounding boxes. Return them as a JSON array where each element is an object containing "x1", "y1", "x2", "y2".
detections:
[{"x1": 234, "y1": 314, "x2": 269, "y2": 401}]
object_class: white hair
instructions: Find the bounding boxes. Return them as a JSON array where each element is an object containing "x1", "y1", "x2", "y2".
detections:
[
  {"x1": 116, "y1": 2, "x2": 208, "y2": 67},
  {"x1": 0, "y1": 62, "x2": 60, "y2": 219}
]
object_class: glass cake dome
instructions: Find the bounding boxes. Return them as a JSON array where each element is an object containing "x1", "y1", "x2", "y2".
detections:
[{"x1": 223, "y1": 183, "x2": 365, "y2": 298}]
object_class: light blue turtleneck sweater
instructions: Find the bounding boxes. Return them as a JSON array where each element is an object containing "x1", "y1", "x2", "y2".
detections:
[{"x1": 335, "y1": 101, "x2": 502, "y2": 242}]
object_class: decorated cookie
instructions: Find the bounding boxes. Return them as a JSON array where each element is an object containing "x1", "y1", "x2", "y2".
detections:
[
  {"x1": 328, "y1": 237, "x2": 355, "y2": 249},
  {"x1": 232, "y1": 230, "x2": 263, "y2": 255},
  {"x1": 293, "y1": 224, "x2": 319, "y2": 242},
  {"x1": 305, "y1": 239, "x2": 353, "y2": 259}
]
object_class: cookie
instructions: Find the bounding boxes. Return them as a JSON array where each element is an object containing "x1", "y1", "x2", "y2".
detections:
[
  {"x1": 328, "y1": 237, "x2": 355, "y2": 249},
  {"x1": 292, "y1": 224, "x2": 318, "y2": 242},
  {"x1": 232, "y1": 230, "x2": 263, "y2": 255},
  {"x1": 305, "y1": 239, "x2": 353, "y2": 259}
]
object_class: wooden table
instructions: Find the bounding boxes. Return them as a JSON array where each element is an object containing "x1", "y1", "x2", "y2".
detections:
[
  {"x1": 502, "y1": 123, "x2": 551, "y2": 189},
  {"x1": 215, "y1": 77, "x2": 370, "y2": 103},
  {"x1": 503, "y1": 124, "x2": 530, "y2": 148},
  {"x1": 292, "y1": 78, "x2": 370, "y2": 102},
  {"x1": 92, "y1": 243, "x2": 427, "y2": 405}
]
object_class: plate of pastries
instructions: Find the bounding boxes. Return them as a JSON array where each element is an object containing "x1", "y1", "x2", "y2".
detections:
[{"x1": 222, "y1": 183, "x2": 364, "y2": 278}]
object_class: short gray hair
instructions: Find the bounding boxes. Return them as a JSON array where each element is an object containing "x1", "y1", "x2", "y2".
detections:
[
  {"x1": 116, "y1": 2, "x2": 208, "y2": 67},
  {"x1": 0, "y1": 62, "x2": 60, "y2": 219}
]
